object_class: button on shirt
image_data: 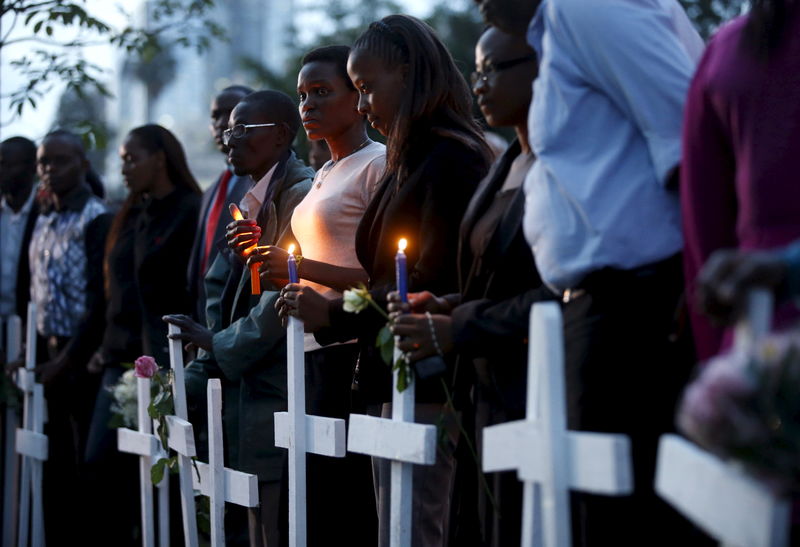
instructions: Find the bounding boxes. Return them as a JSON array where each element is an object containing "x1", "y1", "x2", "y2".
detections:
[
  {"x1": 0, "y1": 191, "x2": 35, "y2": 316},
  {"x1": 523, "y1": 0, "x2": 704, "y2": 291}
]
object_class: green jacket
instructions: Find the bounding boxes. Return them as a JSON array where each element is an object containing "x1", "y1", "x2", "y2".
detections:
[{"x1": 185, "y1": 151, "x2": 313, "y2": 480}]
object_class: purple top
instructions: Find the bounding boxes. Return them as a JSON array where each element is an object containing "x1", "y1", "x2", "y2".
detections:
[{"x1": 681, "y1": 11, "x2": 800, "y2": 360}]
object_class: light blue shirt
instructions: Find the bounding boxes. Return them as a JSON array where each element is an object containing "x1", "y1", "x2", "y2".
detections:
[{"x1": 523, "y1": 0, "x2": 704, "y2": 291}]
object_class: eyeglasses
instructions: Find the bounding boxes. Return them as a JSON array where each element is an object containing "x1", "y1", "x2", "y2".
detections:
[
  {"x1": 223, "y1": 123, "x2": 278, "y2": 146},
  {"x1": 470, "y1": 54, "x2": 537, "y2": 86}
]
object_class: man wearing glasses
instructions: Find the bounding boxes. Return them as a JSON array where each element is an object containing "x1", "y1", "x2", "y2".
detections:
[
  {"x1": 472, "y1": 0, "x2": 707, "y2": 545},
  {"x1": 187, "y1": 85, "x2": 253, "y2": 326},
  {"x1": 165, "y1": 89, "x2": 313, "y2": 547}
]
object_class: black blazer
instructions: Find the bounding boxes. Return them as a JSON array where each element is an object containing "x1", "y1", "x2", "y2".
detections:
[
  {"x1": 135, "y1": 187, "x2": 201, "y2": 366},
  {"x1": 15, "y1": 199, "x2": 39, "y2": 321},
  {"x1": 320, "y1": 132, "x2": 490, "y2": 403},
  {"x1": 451, "y1": 140, "x2": 556, "y2": 419},
  {"x1": 187, "y1": 168, "x2": 250, "y2": 323}
]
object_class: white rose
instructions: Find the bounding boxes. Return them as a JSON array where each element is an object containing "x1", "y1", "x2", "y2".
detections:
[{"x1": 343, "y1": 287, "x2": 371, "y2": 313}]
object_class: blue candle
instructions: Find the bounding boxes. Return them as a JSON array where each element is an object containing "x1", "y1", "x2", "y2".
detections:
[
  {"x1": 287, "y1": 244, "x2": 299, "y2": 284},
  {"x1": 396, "y1": 238, "x2": 408, "y2": 303}
]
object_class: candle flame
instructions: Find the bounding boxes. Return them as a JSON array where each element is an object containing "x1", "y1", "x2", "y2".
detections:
[
  {"x1": 230, "y1": 203, "x2": 244, "y2": 221},
  {"x1": 398, "y1": 238, "x2": 407, "y2": 252},
  {"x1": 288, "y1": 244, "x2": 296, "y2": 255}
]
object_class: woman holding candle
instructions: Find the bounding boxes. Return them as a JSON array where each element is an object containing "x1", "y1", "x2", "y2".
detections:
[
  {"x1": 83, "y1": 124, "x2": 201, "y2": 544},
  {"x1": 278, "y1": 16, "x2": 491, "y2": 546},
  {"x1": 385, "y1": 27, "x2": 558, "y2": 546},
  {"x1": 248, "y1": 44, "x2": 385, "y2": 546}
]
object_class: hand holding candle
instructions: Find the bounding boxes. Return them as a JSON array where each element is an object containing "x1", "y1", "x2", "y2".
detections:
[
  {"x1": 227, "y1": 203, "x2": 260, "y2": 258},
  {"x1": 229, "y1": 203, "x2": 262, "y2": 294},
  {"x1": 396, "y1": 238, "x2": 408, "y2": 303}
]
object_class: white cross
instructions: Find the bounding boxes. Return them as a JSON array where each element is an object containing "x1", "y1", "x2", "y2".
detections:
[
  {"x1": 347, "y1": 343, "x2": 438, "y2": 547},
  {"x1": 482, "y1": 302, "x2": 633, "y2": 546},
  {"x1": 655, "y1": 290, "x2": 790, "y2": 547},
  {"x1": 190, "y1": 378, "x2": 259, "y2": 547},
  {"x1": 273, "y1": 314, "x2": 346, "y2": 547},
  {"x1": 167, "y1": 323, "x2": 199, "y2": 547},
  {"x1": 117, "y1": 375, "x2": 171, "y2": 547},
  {"x1": 2, "y1": 313, "x2": 22, "y2": 547},
  {"x1": 15, "y1": 302, "x2": 48, "y2": 547}
]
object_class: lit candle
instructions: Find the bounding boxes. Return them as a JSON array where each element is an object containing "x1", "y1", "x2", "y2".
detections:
[
  {"x1": 250, "y1": 262, "x2": 261, "y2": 295},
  {"x1": 230, "y1": 203, "x2": 244, "y2": 221},
  {"x1": 396, "y1": 238, "x2": 408, "y2": 303},
  {"x1": 287, "y1": 244, "x2": 299, "y2": 284},
  {"x1": 230, "y1": 204, "x2": 260, "y2": 294}
]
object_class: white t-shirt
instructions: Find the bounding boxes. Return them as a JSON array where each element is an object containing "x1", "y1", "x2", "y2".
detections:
[{"x1": 291, "y1": 141, "x2": 386, "y2": 351}]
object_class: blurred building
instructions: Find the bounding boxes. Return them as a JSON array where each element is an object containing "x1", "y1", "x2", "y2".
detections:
[{"x1": 107, "y1": 0, "x2": 294, "y2": 195}]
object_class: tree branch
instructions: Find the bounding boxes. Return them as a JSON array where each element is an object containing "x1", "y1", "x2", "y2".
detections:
[{"x1": 1, "y1": 35, "x2": 107, "y2": 48}]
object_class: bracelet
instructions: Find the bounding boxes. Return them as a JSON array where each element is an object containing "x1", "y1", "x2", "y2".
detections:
[{"x1": 425, "y1": 311, "x2": 444, "y2": 357}]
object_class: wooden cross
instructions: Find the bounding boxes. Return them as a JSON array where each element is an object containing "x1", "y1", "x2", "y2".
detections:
[
  {"x1": 347, "y1": 344, "x2": 438, "y2": 547},
  {"x1": 167, "y1": 323, "x2": 199, "y2": 547},
  {"x1": 273, "y1": 314, "x2": 347, "y2": 547},
  {"x1": 655, "y1": 290, "x2": 790, "y2": 547},
  {"x1": 2, "y1": 313, "x2": 22, "y2": 547},
  {"x1": 481, "y1": 302, "x2": 633, "y2": 546},
  {"x1": 190, "y1": 378, "x2": 259, "y2": 547},
  {"x1": 117, "y1": 375, "x2": 171, "y2": 547},
  {"x1": 15, "y1": 302, "x2": 48, "y2": 547}
]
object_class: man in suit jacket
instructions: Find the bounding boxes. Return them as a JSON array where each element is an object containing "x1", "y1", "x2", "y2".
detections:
[
  {"x1": 0, "y1": 136, "x2": 39, "y2": 325},
  {"x1": 165, "y1": 90, "x2": 314, "y2": 547},
  {"x1": 187, "y1": 85, "x2": 254, "y2": 323}
]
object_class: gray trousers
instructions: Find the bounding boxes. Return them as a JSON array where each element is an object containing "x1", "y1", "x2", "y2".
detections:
[
  {"x1": 249, "y1": 479, "x2": 286, "y2": 547},
  {"x1": 369, "y1": 402, "x2": 460, "y2": 547}
]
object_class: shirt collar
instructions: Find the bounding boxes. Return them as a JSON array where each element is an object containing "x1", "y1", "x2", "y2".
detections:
[
  {"x1": 53, "y1": 183, "x2": 93, "y2": 213},
  {"x1": 0, "y1": 187, "x2": 35, "y2": 217},
  {"x1": 241, "y1": 161, "x2": 279, "y2": 217}
]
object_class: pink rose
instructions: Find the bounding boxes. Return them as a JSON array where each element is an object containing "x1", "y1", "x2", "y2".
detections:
[{"x1": 134, "y1": 355, "x2": 159, "y2": 379}]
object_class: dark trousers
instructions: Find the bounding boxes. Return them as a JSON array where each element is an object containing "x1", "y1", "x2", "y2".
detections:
[
  {"x1": 83, "y1": 366, "x2": 139, "y2": 546},
  {"x1": 561, "y1": 255, "x2": 712, "y2": 546},
  {"x1": 39, "y1": 336, "x2": 99, "y2": 546},
  {"x1": 305, "y1": 344, "x2": 376, "y2": 547}
]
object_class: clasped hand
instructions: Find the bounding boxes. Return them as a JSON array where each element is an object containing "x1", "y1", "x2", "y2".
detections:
[
  {"x1": 225, "y1": 215, "x2": 260, "y2": 259},
  {"x1": 247, "y1": 245, "x2": 290, "y2": 282},
  {"x1": 387, "y1": 290, "x2": 454, "y2": 362},
  {"x1": 697, "y1": 248, "x2": 789, "y2": 325},
  {"x1": 275, "y1": 284, "x2": 330, "y2": 331},
  {"x1": 162, "y1": 314, "x2": 214, "y2": 352}
]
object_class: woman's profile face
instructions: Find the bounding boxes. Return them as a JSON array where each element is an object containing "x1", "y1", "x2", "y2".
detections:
[
  {"x1": 473, "y1": 27, "x2": 537, "y2": 129},
  {"x1": 119, "y1": 135, "x2": 161, "y2": 195},
  {"x1": 297, "y1": 61, "x2": 362, "y2": 142},
  {"x1": 347, "y1": 48, "x2": 406, "y2": 137}
]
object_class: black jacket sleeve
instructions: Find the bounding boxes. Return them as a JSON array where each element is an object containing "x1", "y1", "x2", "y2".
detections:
[{"x1": 63, "y1": 212, "x2": 113, "y2": 367}]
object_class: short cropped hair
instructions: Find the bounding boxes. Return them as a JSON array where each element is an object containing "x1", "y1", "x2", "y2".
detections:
[
  {"x1": 239, "y1": 90, "x2": 302, "y2": 139},
  {"x1": 1, "y1": 136, "x2": 37, "y2": 168},
  {"x1": 301, "y1": 45, "x2": 355, "y2": 91}
]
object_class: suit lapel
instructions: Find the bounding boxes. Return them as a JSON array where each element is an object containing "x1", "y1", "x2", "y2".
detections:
[{"x1": 458, "y1": 140, "x2": 521, "y2": 292}]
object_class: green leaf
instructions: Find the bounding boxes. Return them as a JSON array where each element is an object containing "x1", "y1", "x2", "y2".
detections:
[
  {"x1": 376, "y1": 324, "x2": 392, "y2": 348},
  {"x1": 379, "y1": 335, "x2": 394, "y2": 367},
  {"x1": 151, "y1": 457, "x2": 169, "y2": 485}
]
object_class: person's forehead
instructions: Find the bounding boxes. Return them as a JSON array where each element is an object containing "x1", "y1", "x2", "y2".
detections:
[
  {"x1": 212, "y1": 92, "x2": 246, "y2": 114},
  {"x1": 478, "y1": 27, "x2": 528, "y2": 59},
  {"x1": 38, "y1": 135, "x2": 83, "y2": 157},
  {"x1": 230, "y1": 101, "x2": 270, "y2": 124}
]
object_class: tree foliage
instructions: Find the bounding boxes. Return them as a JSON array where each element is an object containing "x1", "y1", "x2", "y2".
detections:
[
  {"x1": 0, "y1": 0, "x2": 226, "y2": 122},
  {"x1": 679, "y1": 0, "x2": 749, "y2": 38}
]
